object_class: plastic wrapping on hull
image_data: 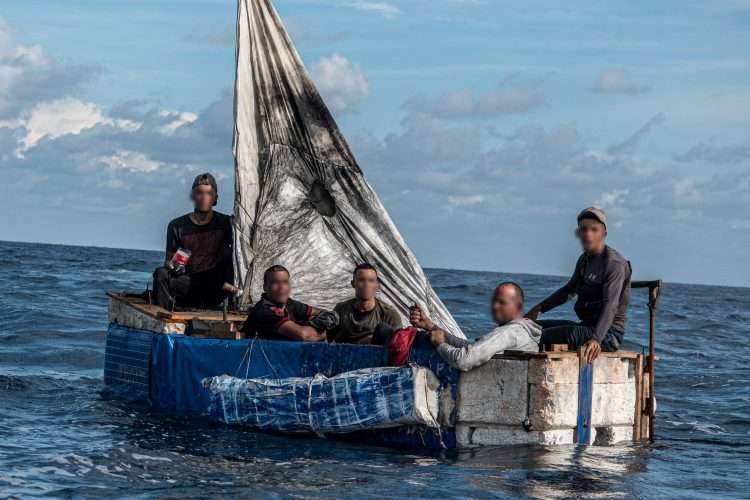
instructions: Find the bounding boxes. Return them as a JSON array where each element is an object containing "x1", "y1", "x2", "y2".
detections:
[
  {"x1": 203, "y1": 366, "x2": 440, "y2": 434},
  {"x1": 104, "y1": 323, "x2": 459, "y2": 450}
]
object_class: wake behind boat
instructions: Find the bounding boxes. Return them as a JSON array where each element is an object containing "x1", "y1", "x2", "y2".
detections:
[{"x1": 104, "y1": 0, "x2": 659, "y2": 451}]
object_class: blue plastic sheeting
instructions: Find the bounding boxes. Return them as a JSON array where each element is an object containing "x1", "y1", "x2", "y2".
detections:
[
  {"x1": 104, "y1": 324, "x2": 153, "y2": 401},
  {"x1": 203, "y1": 367, "x2": 439, "y2": 434},
  {"x1": 150, "y1": 334, "x2": 389, "y2": 415},
  {"x1": 106, "y1": 324, "x2": 460, "y2": 450}
]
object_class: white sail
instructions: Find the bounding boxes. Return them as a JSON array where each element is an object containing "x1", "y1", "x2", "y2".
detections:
[{"x1": 232, "y1": 0, "x2": 464, "y2": 337}]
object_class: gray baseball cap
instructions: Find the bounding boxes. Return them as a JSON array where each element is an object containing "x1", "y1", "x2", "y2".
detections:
[
  {"x1": 577, "y1": 206, "x2": 607, "y2": 227},
  {"x1": 192, "y1": 172, "x2": 218, "y2": 193}
]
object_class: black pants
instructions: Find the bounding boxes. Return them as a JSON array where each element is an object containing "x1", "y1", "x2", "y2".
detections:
[
  {"x1": 152, "y1": 266, "x2": 228, "y2": 309},
  {"x1": 538, "y1": 319, "x2": 623, "y2": 352}
]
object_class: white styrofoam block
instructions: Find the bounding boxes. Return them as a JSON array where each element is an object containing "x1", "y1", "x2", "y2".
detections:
[
  {"x1": 592, "y1": 382, "x2": 636, "y2": 426},
  {"x1": 439, "y1": 387, "x2": 456, "y2": 427},
  {"x1": 593, "y1": 357, "x2": 634, "y2": 384},
  {"x1": 528, "y1": 357, "x2": 579, "y2": 385},
  {"x1": 108, "y1": 299, "x2": 185, "y2": 334},
  {"x1": 593, "y1": 425, "x2": 634, "y2": 446},
  {"x1": 457, "y1": 359, "x2": 528, "y2": 425},
  {"x1": 455, "y1": 424, "x2": 474, "y2": 447},
  {"x1": 457, "y1": 424, "x2": 575, "y2": 446},
  {"x1": 528, "y1": 383, "x2": 578, "y2": 429}
]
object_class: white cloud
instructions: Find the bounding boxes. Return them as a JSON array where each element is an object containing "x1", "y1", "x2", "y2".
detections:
[
  {"x1": 344, "y1": 1, "x2": 401, "y2": 19},
  {"x1": 98, "y1": 150, "x2": 163, "y2": 173},
  {"x1": 311, "y1": 54, "x2": 369, "y2": 114},
  {"x1": 11, "y1": 98, "x2": 139, "y2": 154},
  {"x1": 0, "y1": 17, "x2": 103, "y2": 119},
  {"x1": 19, "y1": 99, "x2": 105, "y2": 152},
  {"x1": 157, "y1": 110, "x2": 198, "y2": 135},
  {"x1": 404, "y1": 80, "x2": 544, "y2": 120},
  {"x1": 595, "y1": 189, "x2": 629, "y2": 209},
  {"x1": 447, "y1": 194, "x2": 485, "y2": 207},
  {"x1": 675, "y1": 139, "x2": 750, "y2": 165},
  {"x1": 592, "y1": 69, "x2": 649, "y2": 95},
  {"x1": 607, "y1": 112, "x2": 665, "y2": 156}
]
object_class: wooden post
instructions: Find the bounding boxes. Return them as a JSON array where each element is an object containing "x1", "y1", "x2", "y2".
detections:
[
  {"x1": 630, "y1": 280, "x2": 662, "y2": 442},
  {"x1": 641, "y1": 371, "x2": 650, "y2": 440},
  {"x1": 647, "y1": 283, "x2": 661, "y2": 442},
  {"x1": 633, "y1": 354, "x2": 644, "y2": 441}
]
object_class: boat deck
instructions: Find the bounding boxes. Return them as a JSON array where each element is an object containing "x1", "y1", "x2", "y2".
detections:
[{"x1": 107, "y1": 292, "x2": 247, "y2": 338}]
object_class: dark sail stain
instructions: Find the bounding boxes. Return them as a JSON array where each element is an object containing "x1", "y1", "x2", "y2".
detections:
[{"x1": 309, "y1": 180, "x2": 336, "y2": 217}]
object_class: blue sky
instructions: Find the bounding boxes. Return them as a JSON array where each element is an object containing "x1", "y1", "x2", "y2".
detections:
[{"x1": 2, "y1": 0, "x2": 749, "y2": 286}]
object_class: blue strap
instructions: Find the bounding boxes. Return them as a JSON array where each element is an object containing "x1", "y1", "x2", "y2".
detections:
[{"x1": 576, "y1": 354, "x2": 593, "y2": 445}]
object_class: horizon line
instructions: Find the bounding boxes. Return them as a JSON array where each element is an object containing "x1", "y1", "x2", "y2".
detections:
[{"x1": 2, "y1": 238, "x2": 747, "y2": 290}]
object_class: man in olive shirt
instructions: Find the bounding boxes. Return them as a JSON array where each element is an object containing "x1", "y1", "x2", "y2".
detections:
[{"x1": 329, "y1": 263, "x2": 404, "y2": 344}]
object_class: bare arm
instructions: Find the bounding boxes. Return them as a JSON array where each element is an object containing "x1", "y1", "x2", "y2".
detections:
[{"x1": 277, "y1": 321, "x2": 326, "y2": 342}]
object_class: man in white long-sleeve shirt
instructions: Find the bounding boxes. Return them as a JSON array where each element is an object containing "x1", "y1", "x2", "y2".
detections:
[{"x1": 410, "y1": 282, "x2": 542, "y2": 372}]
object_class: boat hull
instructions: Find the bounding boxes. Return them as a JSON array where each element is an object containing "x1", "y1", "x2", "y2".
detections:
[
  {"x1": 104, "y1": 323, "x2": 458, "y2": 451},
  {"x1": 104, "y1": 294, "x2": 649, "y2": 450}
]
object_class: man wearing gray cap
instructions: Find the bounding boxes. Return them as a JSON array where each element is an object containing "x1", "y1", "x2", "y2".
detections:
[
  {"x1": 527, "y1": 207, "x2": 631, "y2": 361},
  {"x1": 152, "y1": 173, "x2": 233, "y2": 309}
]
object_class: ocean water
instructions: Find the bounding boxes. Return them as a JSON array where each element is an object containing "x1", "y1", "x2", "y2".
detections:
[{"x1": 0, "y1": 240, "x2": 748, "y2": 499}]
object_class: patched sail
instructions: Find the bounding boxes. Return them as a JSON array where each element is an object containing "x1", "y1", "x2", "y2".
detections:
[{"x1": 232, "y1": 0, "x2": 463, "y2": 336}]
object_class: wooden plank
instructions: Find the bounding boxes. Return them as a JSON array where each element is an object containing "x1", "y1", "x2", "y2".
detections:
[
  {"x1": 107, "y1": 292, "x2": 182, "y2": 323},
  {"x1": 494, "y1": 350, "x2": 640, "y2": 361},
  {"x1": 157, "y1": 309, "x2": 247, "y2": 322},
  {"x1": 190, "y1": 320, "x2": 244, "y2": 340},
  {"x1": 107, "y1": 291, "x2": 247, "y2": 323},
  {"x1": 641, "y1": 369, "x2": 650, "y2": 440},
  {"x1": 575, "y1": 347, "x2": 594, "y2": 445},
  {"x1": 633, "y1": 354, "x2": 644, "y2": 441}
]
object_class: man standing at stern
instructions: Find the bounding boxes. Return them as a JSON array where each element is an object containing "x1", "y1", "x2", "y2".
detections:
[
  {"x1": 410, "y1": 282, "x2": 542, "y2": 372},
  {"x1": 526, "y1": 207, "x2": 631, "y2": 362},
  {"x1": 152, "y1": 173, "x2": 233, "y2": 310}
]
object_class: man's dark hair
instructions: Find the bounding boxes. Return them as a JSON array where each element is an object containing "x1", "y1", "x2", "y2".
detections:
[
  {"x1": 497, "y1": 281, "x2": 524, "y2": 303},
  {"x1": 352, "y1": 262, "x2": 378, "y2": 279},
  {"x1": 263, "y1": 265, "x2": 290, "y2": 288}
]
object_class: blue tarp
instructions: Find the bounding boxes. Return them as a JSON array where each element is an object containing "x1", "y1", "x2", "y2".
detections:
[
  {"x1": 150, "y1": 333, "x2": 388, "y2": 415},
  {"x1": 106, "y1": 323, "x2": 459, "y2": 450},
  {"x1": 203, "y1": 367, "x2": 439, "y2": 433}
]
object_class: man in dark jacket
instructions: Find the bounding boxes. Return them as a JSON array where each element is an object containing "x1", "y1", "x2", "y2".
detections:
[
  {"x1": 527, "y1": 207, "x2": 631, "y2": 361},
  {"x1": 152, "y1": 173, "x2": 233, "y2": 309}
]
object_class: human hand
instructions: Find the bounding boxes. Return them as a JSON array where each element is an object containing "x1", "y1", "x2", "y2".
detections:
[
  {"x1": 409, "y1": 304, "x2": 434, "y2": 331},
  {"x1": 429, "y1": 329, "x2": 445, "y2": 347},
  {"x1": 525, "y1": 304, "x2": 542, "y2": 321},
  {"x1": 301, "y1": 326, "x2": 326, "y2": 342},
  {"x1": 582, "y1": 339, "x2": 601, "y2": 362}
]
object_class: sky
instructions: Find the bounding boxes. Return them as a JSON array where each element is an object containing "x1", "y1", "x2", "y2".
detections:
[{"x1": 1, "y1": 0, "x2": 749, "y2": 287}]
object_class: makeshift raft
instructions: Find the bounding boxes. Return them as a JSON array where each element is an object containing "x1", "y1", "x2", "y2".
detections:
[
  {"x1": 103, "y1": 0, "x2": 659, "y2": 451},
  {"x1": 104, "y1": 292, "x2": 657, "y2": 450}
]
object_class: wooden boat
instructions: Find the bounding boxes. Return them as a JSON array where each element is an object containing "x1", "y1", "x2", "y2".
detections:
[{"x1": 103, "y1": 0, "x2": 660, "y2": 450}]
